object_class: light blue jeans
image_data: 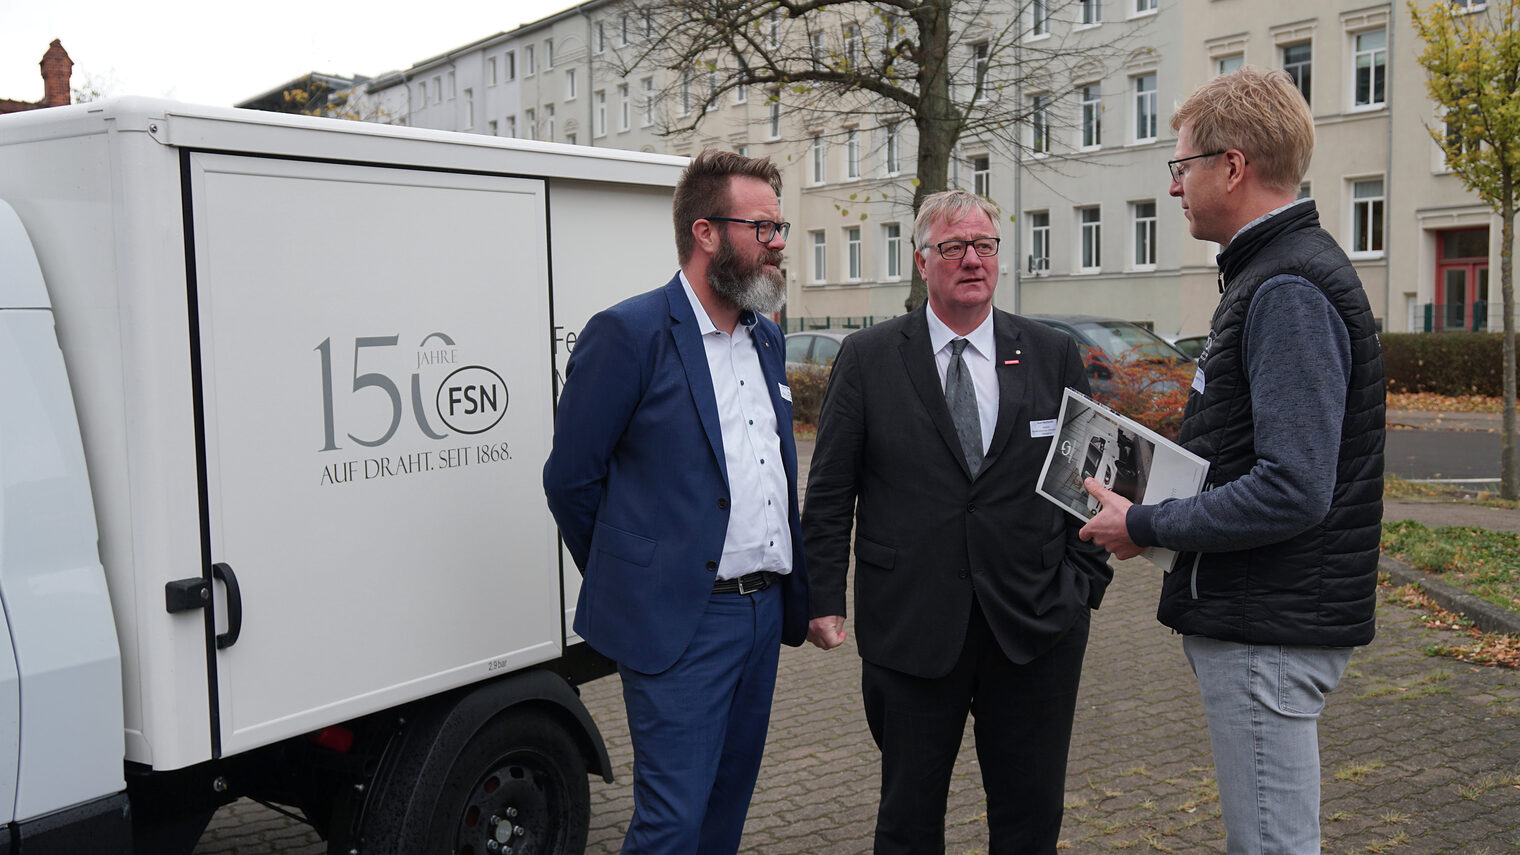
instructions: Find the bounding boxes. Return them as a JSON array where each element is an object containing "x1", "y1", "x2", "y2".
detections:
[{"x1": 1183, "y1": 636, "x2": 1354, "y2": 855}]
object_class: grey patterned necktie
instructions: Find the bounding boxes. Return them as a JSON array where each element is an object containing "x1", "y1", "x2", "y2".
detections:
[{"x1": 946, "y1": 338, "x2": 983, "y2": 475}]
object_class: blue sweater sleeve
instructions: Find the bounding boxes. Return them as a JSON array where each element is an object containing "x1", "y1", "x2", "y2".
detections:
[{"x1": 1130, "y1": 276, "x2": 1352, "y2": 552}]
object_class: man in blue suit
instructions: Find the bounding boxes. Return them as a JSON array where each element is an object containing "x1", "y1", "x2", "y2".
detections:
[{"x1": 543, "y1": 149, "x2": 808, "y2": 855}]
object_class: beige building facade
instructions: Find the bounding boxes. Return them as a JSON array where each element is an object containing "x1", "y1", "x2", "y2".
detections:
[{"x1": 343, "y1": 0, "x2": 1510, "y2": 337}]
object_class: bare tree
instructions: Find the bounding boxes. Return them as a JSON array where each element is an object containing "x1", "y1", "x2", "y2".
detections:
[{"x1": 607, "y1": 0, "x2": 1139, "y2": 309}]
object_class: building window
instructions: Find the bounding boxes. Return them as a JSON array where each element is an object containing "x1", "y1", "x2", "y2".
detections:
[
  {"x1": 680, "y1": 70, "x2": 692, "y2": 115},
  {"x1": 464, "y1": 88, "x2": 474, "y2": 127},
  {"x1": 545, "y1": 104, "x2": 555, "y2": 141},
  {"x1": 1216, "y1": 54, "x2": 1244, "y2": 76},
  {"x1": 642, "y1": 77, "x2": 655, "y2": 127},
  {"x1": 620, "y1": 14, "x2": 629, "y2": 45},
  {"x1": 1080, "y1": 84, "x2": 1102, "y2": 148},
  {"x1": 432, "y1": 76, "x2": 442, "y2": 104},
  {"x1": 1132, "y1": 201, "x2": 1156, "y2": 267},
  {"x1": 488, "y1": 57, "x2": 498, "y2": 86},
  {"x1": 1134, "y1": 74, "x2": 1157, "y2": 142},
  {"x1": 526, "y1": 45, "x2": 535, "y2": 76},
  {"x1": 1353, "y1": 29, "x2": 1386, "y2": 108},
  {"x1": 884, "y1": 223, "x2": 902, "y2": 279},
  {"x1": 417, "y1": 83, "x2": 427, "y2": 105},
  {"x1": 506, "y1": 116, "x2": 516, "y2": 138},
  {"x1": 1283, "y1": 43, "x2": 1312, "y2": 105},
  {"x1": 811, "y1": 134, "x2": 826, "y2": 184},
  {"x1": 448, "y1": 71, "x2": 456, "y2": 99},
  {"x1": 811, "y1": 231, "x2": 827, "y2": 283},
  {"x1": 1351, "y1": 177, "x2": 1385, "y2": 254},
  {"x1": 1079, "y1": 206, "x2": 1102, "y2": 271},
  {"x1": 1032, "y1": 0, "x2": 1050, "y2": 36},
  {"x1": 525, "y1": 108, "x2": 536, "y2": 140},
  {"x1": 846, "y1": 227, "x2": 863, "y2": 280},
  {"x1": 596, "y1": 21, "x2": 606, "y2": 53},
  {"x1": 846, "y1": 128, "x2": 861, "y2": 179},
  {"x1": 566, "y1": 69, "x2": 577, "y2": 100},
  {"x1": 885, "y1": 123, "x2": 901, "y2": 174},
  {"x1": 488, "y1": 119, "x2": 498, "y2": 135},
  {"x1": 972, "y1": 42, "x2": 989, "y2": 101},
  {"x1": 1134, "y1": 0, "x2": 1157, "y2": 14},
  {"x1": 545, "y1": 39, "x2": 554, "y2": 69},
  {"x1": 769, "y1": 12, "x2": 781, "y2": 48},
  {"x1": 811, "y1": 32, "x2": 825, "y2": 66},
  {"x1": 735, "y1": 56, "x2": 749, "y2": 103},
  {"x1": 1080, "y1": 0, "x2": 1102, "y2": 26},
  {"x1": 1031, "y1": 93, "x2": 1051, "y2": 154},
  {"x1": 1029, "y1": 211, "x2": 1050, "y2": 272},
  {"x1": 972, "y1": 155, "x2": 991, "y2": 197},
  {"x1": 595, "y1": 90, "x2": 607, "y2": 137},
  {"x1": 619, "y1": 84, "x2": 631, "y2": 131},
  {"x1": 844, "y1": 25, "x2": 860, "y2": 69},
  {"x1": 505, "y1": 51, "x2": 516, "y2": 81},
  {"x1": 566, "y1": 133, "x2": 576, "y2": 146},
  {"x1": 768, "y1": 91, "x2": 781, "y2": 139}
]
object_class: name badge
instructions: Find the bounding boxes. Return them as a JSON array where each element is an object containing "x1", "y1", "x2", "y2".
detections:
[
  {"x1": 778, "y1": 383, "x2": 792, "y2": 402},
  {"x1": 1029, "y1": 419, "x2": 1057, "y2": 438},
  {"x1": 1191, "y1": 367, "x2": 1206, "y2": 395}
]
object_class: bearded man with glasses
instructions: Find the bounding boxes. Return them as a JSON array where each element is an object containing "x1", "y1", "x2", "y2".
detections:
[
  {"x1": 803, "y1": 189, "x2": 1112, "y2": 854},
  {"x1": 544, "y1": 149, "x2": 808, "y2": 854}
]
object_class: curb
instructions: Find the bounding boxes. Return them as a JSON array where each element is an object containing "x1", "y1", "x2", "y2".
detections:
[{"x1": 1379, "y1": 554, "x2": 1520, "y2": 636}]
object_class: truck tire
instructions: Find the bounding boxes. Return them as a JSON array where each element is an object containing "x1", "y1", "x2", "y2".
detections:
[{"x1": 359, "y1": 706, "x2": 590, "y2": 855}]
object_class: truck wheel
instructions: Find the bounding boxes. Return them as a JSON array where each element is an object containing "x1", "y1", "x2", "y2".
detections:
[{"x1": 360, "y1": 706, "x2": 590, "y2": 855}]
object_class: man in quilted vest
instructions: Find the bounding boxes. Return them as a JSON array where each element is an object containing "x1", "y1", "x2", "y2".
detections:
[{"x1": 1080, "y1": 67, "x2": 1386, "y2": 855}]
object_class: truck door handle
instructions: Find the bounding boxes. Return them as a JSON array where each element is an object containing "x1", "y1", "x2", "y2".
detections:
[{"x1": 212, "y1": 562, "x2": 243, "y2": 650}]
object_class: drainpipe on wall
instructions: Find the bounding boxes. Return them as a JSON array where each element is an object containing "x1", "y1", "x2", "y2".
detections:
[
  {"x1": 1385, "y1": 14, "x2": 1395, "y2": 331},
  {"x1": 1012, "y1": 35, "x2": 1024, "y2": 315}
]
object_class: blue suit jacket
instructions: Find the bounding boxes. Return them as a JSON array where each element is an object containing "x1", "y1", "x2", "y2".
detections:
[{"x1": 543, "y1": 274, "x2": 809, "y2": 674}]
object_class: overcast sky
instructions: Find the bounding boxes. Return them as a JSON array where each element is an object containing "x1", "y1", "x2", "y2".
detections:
[{"x1": 1, "y1": 0, "x2": 579, "y2": 106}]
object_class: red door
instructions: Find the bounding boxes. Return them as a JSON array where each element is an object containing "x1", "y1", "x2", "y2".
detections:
[{"x1": 1435, "y1": 228, "x2": 1489, "y2": 332}]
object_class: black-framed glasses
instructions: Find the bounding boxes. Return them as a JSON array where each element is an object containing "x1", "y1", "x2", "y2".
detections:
[
  {"x1": 932, "y1": 237, "x2": 1000, "y2": 260},
  {"x1": 705, "y1": 216, "x2": 790, "y2": 242},
  {"x1": 1167, "y1": 151, "x2": 1226, "y2": 182}
]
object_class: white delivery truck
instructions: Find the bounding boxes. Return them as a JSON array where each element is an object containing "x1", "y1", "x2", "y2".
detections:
[{"x1": 0, "y1": 98, "x2": 686, "y2": 855}]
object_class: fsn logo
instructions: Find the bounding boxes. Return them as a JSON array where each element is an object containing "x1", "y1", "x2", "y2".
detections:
[{"x1": 436, "y1": 366, "x2": 508, "y2": 435}]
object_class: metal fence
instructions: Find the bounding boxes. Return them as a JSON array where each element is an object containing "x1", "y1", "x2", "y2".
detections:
[
  {"x1": 1421, "y1": 300, "x2": 1489, "y2": 333},
  {"x1": 779, "y1": 315, "x2": 892, "y2": 333}
]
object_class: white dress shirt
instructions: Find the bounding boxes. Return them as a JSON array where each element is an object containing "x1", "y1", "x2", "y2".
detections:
[
  {"x1": 925, "y1": 305, "x2": 998, "y2": 455},
  {"x1": 680, "y1": 273, "x2": 793, "y2": 579}
]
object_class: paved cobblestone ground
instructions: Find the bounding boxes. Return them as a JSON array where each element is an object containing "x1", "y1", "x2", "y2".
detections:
[{"x1": 196, "y1": 559, "x2": 1519, "y2": 854}]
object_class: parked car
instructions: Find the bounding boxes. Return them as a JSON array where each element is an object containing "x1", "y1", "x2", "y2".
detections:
[
  {"x1": 1027, "y1": 314, "x2": 1192, "y2": 396},
  {"x1": 1169, "y1": 334, "x2": 1209, "y2": 360},
  {"x1": 784, "y1": 328, "x2": 857, "y2": 371}
]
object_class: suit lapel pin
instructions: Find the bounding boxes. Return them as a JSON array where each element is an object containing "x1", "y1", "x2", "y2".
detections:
[{"x1": 1004, "y1": 350, "x2": 1021, "y2": 366}]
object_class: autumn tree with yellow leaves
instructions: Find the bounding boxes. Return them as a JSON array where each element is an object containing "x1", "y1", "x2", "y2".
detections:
[{"x1": 1410, "y1": 0, "x2": 1520, "y2": 499}]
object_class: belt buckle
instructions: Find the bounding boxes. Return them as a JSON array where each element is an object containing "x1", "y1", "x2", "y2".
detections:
[{"x1": 737, "y1": 573, "x2": 767, "y2": 595}]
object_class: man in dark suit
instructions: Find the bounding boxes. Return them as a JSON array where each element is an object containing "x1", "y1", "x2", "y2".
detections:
[
  {"x1": 543, "y1": 149, "x2": 808, "y2": 854},
  {"x1": 803, "y1": 189, "x2": 1112, "y2": 854}
]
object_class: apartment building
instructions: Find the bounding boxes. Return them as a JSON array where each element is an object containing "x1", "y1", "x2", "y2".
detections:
[{"x1": 313, "y1": 0, "x2": 1508, "y2": 336}]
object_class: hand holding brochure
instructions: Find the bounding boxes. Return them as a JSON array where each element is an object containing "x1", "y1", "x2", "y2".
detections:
[{"x1": 1035, "y1": 388, "x2": 1209, "y2": 572}]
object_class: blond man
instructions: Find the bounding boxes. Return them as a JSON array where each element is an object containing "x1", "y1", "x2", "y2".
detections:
[{"x1": 1082, "y1": 68, "x2": 1385, "y2": 855}]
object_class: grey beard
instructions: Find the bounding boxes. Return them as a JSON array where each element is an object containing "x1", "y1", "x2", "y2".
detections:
[{"x1": 711, "y1": 266, "x2": 787, "y2": 315}]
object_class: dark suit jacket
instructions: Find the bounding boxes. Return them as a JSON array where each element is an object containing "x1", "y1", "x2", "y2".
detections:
[
  {"x1": 802, "y1": 306, "x2": 1111, "y2": 678},
  {"x1": 543, "y1": 274, "x2": 809, "y2": 675}
]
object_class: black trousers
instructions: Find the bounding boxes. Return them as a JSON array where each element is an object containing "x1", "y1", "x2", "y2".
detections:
[{"x1": 862, "y1": 600, "x2": 1090, "y2": 855}]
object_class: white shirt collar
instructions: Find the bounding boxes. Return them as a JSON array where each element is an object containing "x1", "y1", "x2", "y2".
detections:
[
  {"x1": 679, "y1": 270, "x2": 754, "y2": 336},
  {"x1": 926, "y1": 303, "x2": 995, "y2": 360}
]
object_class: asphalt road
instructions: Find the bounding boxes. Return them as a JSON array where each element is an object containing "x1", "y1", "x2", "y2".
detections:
[{"x1": 1385, "y1": 427, "x2": 1504, "y2": 481}]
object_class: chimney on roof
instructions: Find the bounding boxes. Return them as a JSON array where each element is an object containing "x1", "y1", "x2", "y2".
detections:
[{"x1": 40, "y1": 40, "x2": 73, "y2": 108}]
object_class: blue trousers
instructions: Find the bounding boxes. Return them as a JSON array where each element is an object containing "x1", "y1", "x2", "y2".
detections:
[
  {"x1": 617, "y1": 583, "x2": 782, "y2": 855},
  {"x1": 1184, "y1": 636, "x2": 1353, "y2": 855}
]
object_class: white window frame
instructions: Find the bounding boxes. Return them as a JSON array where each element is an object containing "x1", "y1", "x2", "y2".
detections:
[
  {"x1": 505, "y1": 50, "x2": 516, "y2": 81},
  {"x1": 566, "y1": 69, "x2": 577, "y2": 101},
  {"x1": 1078, "y1": 206, "x2": 1102, "y2": 272},
  {"x1": 464, "y1": 88, "x2": 474, "y2": 128},
  {"x1": 488, "y1": 118, "x2": 497, "y2": 135},
  {"x1": 680, "y1": 70, "x2": 692, "y2": 116},
  {"x1": 432, "y1": 76, "x2": 442, "y2": 104},
  {"x1": 642, "y1": 77, "x2": 655, "y2": 127},
  {"x1": 811, "y1": 134, "x2": 826, "y2": 185},
  {"x1": 596, "y1": 21, "x2": 606, "y2": 54},
  {"x1": 1350, "y1": 27, "x2": 1387, "y2": 110},
  {"x1": 1282, "y1": 42, "x2": 1312, "y2": 106},
  {"x1": 524, "y1": 108, "x2": 536, "y2": 140},
  {"x1": 972, "y1": 42, "x2": 990, "y2": 102},
  {"x1": 1216, "y1": 53, "x2": 1244, "y2": 76},
  {"x1": 846, "y1": 128, "x2": 861, "y2": 179},
  {"x1": 1133, "y1": 74, "x2": 1157, "y2": 142},
  {"x1": 620, "y1": 14, "x2": 629, "y2": 46},
  {"x1": 1029, "y1": 211, "x2": 1050, "y2": 273},
  {"x1": 448, "y1": 71, "x2": 456, "y2": 100},
  {"x1": 1078, "y1": 0, "x2": 1102, "y2": 28},
  {"x1": 525, "y1": 45, "x2": 536, "y2": 76},
  {"x1": 595, "y1": 90, "x2": 607, "y2": 137},
  {"x1": 811, "y1": 231, "x2": 828, "y2": 283},
  {"x1": 618, "y1": 84, "x2": 631, "y2": 131},
  {"x1": 1031, "y1": 0, "x2": 1050, "y2": 38},
  {"x1": 1349, "y1": 176, "x2": 1385, "y2": 257},
  {"x1": 1080, "y1": 84, "x2": 1102, "y2": 149},
  {"x1": 545, "y1": 38, "x2": 554, "y2": 69},
  {"x1": 735, "y1": 57, "x2": 748, "y2": 104},
  {"x1": 506, "y1": 116, "x2": 516, "y2": 138},
  {"x1": 844, "y1": 24, "x2": 860, "y2": 69},
  {"x1": 846, "y1": 227, "x2": 863, "y2": 281},
  {"x1": 883, "y1": 222, "x2": 903, "y2": 280},
  {"x1": 1131, "y1": 200, "x2": 1157, "y2": 269},
  {"x1": 1132, "y1": 0, "x2": 1158, "y2": 17},
  {"x1": 545, "y1": 104, "x2": 555, "y2": 141},
  {"x1": 1031, "y1": 93, "x2": 1051, "y2": 154},
  {"x1": 767, "y1": 91, "x2": 782, "y2": 139},
  {"x1": 488, "y1": 57, "x2": 498, "y2": 86},
  {"x1": 885, "y1": 122, "x2": 902, "y2": 175},
  {"x1": 972, "y1": 155, "x2": 990, "y2": 198}
]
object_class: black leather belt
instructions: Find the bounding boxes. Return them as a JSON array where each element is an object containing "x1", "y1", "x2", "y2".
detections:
[{"x1": 712, "y1": 571, "x2": 779, "y2": 595}]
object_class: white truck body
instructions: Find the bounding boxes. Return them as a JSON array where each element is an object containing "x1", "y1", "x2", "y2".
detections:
[{"x1": 0, "y1": 98, "x2": 684, "y2": 852}]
